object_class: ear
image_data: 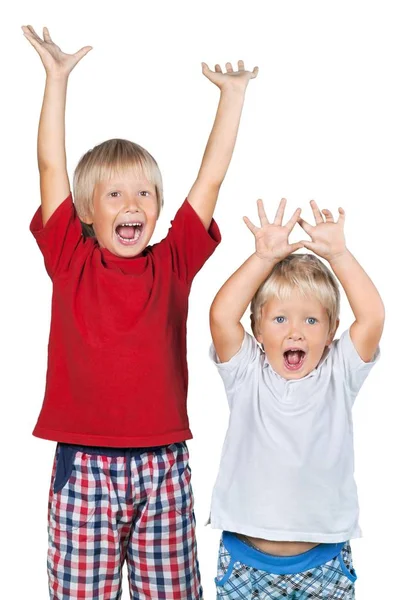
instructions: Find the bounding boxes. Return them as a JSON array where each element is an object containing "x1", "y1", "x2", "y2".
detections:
[
  {"x1": 80, "y1": 212, "x2": 94, "y2": 225},
  {"x1": 250, "y1": 313, "x2": 263, "y2": 344},
  {"x1": 327, "y1": 318, "x2": 340, "y2": 345}
]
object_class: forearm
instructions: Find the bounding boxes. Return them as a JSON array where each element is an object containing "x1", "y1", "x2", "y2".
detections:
[
  {"x1": 196, "y1": 87, "x2": 245, "y2": 187},
  {"x1": 37, "y1": 74, "x2": 71, "y2": 225},
  {"x1": 211, "y1": 253, "x2": 276, "y2": 326},
  {"x1": 329, "y1": 249, "x2": 385, "y2": 325},
  {"x1": 38, "y1": 75, "x2": 68, "y2": 172},
  {"x1": 187, "y1": 88, "x2": 246, "y2": 228}
]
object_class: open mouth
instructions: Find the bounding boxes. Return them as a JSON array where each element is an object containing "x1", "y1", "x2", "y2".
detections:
[
  {"x1": 115, "y1": 222, "x2": 144, "y2": 246},
  {"x1": 283, "y1": 349, "x2": 306, "y2": 371}
]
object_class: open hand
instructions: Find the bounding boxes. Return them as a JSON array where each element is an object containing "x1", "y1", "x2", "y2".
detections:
[
  {"x1": 244, "y1": 198, "x2": 304, "y2": 261},
  {"x1": 202, "y1": 60, "x2": 258, "y2": 92},
  {"x1": 22, "y1": 25, "x2": 92, "y2": 78},
  {"x1": 298, "y1": 200, "x2": 346, "y2": 261}
]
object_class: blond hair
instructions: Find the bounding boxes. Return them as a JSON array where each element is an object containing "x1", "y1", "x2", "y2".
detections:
[
  {"x1": 73, "y1": 138, "x2": 163, "y2": 237},
  {"x1": 250, "y1": 254, "x2": 340, "y2": 336}
]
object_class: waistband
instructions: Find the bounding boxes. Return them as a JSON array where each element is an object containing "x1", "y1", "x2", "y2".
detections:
[
  {"x1": 59, "y1": 443, "x2": 174, "y2": 457},
  {"x1": 55, "y1": 442, "x2": 187, "y2": 502},
  {"x1": 223, "y1": 531, "x2": 345, "y2": 575}
]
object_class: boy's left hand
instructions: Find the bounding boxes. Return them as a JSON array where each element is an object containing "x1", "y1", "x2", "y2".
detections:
[
  {"x1": 298, "y1": 200, "x2": 347, "y2": 262},
  {"x1": 202, "y1": 60, "x2": 258, "y2": 92}
]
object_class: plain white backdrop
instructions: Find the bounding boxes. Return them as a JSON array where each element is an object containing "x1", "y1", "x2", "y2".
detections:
[{"x1": 2, "y1": 1, "x2": 399, "y2": 598}]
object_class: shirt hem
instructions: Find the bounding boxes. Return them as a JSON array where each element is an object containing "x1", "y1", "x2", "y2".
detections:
[
  {"x1": 32, "y1": 427, "x2": 193, "y2": 447},
  {"x1": 210, "y1": 518, "x2": 362, "y2": 543}
]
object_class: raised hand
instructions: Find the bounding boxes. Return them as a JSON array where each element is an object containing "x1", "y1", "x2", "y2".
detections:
[
  {"x1": 21, "y1": 25, "x2": 92, "y2": 78},
  {"x1": 298, "y1": 200, "x2": 346, "y2": 261},
  {"x1": 244, "y1": 198, "x2": 304, "y2": 261},
  {"x1": 201, "y1": 60, "x2": 258, "y2": 92}
]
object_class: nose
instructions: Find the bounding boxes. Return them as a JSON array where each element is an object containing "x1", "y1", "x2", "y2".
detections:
[
  {"x1": 287, "y1": 329, "x2": 304, "y2": 341},
  {"x1": 124, "y1": 196, "x2": 140, "y2": 213}
]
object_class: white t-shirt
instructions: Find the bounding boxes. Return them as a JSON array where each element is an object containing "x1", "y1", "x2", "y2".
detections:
[{"x1": 209, "y1": 328, "x2": 380, "y2": 543}]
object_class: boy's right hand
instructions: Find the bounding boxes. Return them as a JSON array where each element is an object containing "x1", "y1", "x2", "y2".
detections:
[
  {"x1": 21, "y1": 25, "x2": 92, "y2": 78},
  {"x1": 244, "y1": 198, "x2": 304, "y2": 262}
]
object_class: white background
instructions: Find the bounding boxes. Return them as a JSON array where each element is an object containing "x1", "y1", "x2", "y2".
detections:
[{"x1": 2, "y1": 1, "x2": 399, "y2": 598}]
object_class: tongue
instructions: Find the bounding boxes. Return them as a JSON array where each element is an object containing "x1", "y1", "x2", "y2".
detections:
[
  {"x1": 116, "y1": 225, "x2": 135, "y2": 240},
  {"x1": 286, "y1": 351, "x2": 302, "y2": 365}
]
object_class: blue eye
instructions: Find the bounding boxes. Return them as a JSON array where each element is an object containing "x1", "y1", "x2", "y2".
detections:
[
  {"x1": 274, "y1": 316, "x2": 286, "y2": 324},
  {"x1": 306, "y1": 317, "x2": 318, "y2": 325}
]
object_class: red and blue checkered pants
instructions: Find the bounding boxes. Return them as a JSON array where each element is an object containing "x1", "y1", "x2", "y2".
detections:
[{"x1": 47, "y1": 442, "x2": 202, "y2": 599}]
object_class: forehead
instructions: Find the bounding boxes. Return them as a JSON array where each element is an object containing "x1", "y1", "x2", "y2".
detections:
[
  {"x1": 264, "y1": 292, "x2": 327, "y2": 315},
  {"x1": 95, "y1": 171, "x2": 155, "y2": 192}
]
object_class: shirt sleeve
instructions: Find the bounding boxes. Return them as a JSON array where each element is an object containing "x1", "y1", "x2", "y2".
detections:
[
  {"x1": 209, "y1": 331, "x2": 262, "y2": 400},
  {"x1": 155, "y1": 199, "x2": 221, "y2": 284},
  {"x1": 332, "y1": 328, "x2": 381, "y2": 398},
  {"x1": 30, "y1": 194, "x2": 84, "y2": 280}
]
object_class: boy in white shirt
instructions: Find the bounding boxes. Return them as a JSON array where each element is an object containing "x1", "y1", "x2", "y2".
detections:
[{"x1": 209, "y1": 198, "x2": 384, "y2": 598}]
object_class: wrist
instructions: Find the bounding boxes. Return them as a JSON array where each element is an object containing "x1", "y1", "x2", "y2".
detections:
[
  {"x1": 253, "y1": 252, "x2": 279, "y2": 267},
  {"x1": 219, "y1": 83, "x2": 247, "y2": 98},
  {"x1": 328, "y1": 248, "x2": 350, "y2": 265},
  {"x1": 45, "y1": 71, "x2": 70, "y2": 84}
]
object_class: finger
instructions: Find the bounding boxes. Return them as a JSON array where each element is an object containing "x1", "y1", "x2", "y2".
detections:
[
  {"x1": 74, "y1": 46, "x2": 93, "y2": 61},
  {"x1": 251, "y1": 66, "x2": 259, "y2": 78},
  {"x1": 225, "y1": 62, "x2": 233, "y2": 73},
  {"x1": 322, "y1": 209, "x2": 334, "y2": 222},
  {"x1": 288, "y1": 241, "x2": 305, "y2": 253},
  {"x1": 337, "y1": 207, "x2": 345, "y2": 225},
  {"x1": 301, "y1": 240, "x2": 317, "y2": 251},
  {"x1": 22, "y1": 30, "x2": 44, "y2": 52},
  {"x1": 285, "y1": 207, "x2": 302, "y2": 231},
  {"x1": 43, "y1": 27, "x2": 52, "y2": 42},
  {"x1": 22, "y1": 25, "x2": 43, "y2": 45},
  {"x1": 238, "y1": 60, "x2": 245, "y2": 71},
  {"x1": 25, "y1": 25, "x2": 42, "y2": 42},
  {"x1": 297, "y1": 217, "x2": 314, "y2": 235},
  {"x1": 243, "y1": 216, "x2": 258, "y2": 235},
  {"x1": 310, "y1": 200, "x2": 324, "y2": 224},
  {"x1": 273, "y1": 198, "x2": 287, "y2": 225},
  {"x1": 215, "y1": 64, "x2": 222, "y2": 73},
  {"x1": 256, "y1": 199, "x2": 269, "y2": 227}
]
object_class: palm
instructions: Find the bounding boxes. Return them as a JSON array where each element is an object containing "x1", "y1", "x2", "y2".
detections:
[
  {"x1": 298, "y1": 201, "x2": 346, "y2": 260},
  {"x1": 202, "y1": 60, "x2": 258, "y2": 91},
  {"x1": 22, "y1": 26, "x2": 92, "y2": 76},
  {"x1": 244, "y1": 199, "x2": 303, "y2": 261}
]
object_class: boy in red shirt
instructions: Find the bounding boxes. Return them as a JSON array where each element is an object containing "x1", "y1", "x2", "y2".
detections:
[{"x1": 22, "y1": 24, "x2": 258, "y2": 600}]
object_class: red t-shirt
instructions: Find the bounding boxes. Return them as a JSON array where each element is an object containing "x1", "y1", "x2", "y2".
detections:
[{"x1": 30, "y1": 194, "x2": 220, "y2": 447}]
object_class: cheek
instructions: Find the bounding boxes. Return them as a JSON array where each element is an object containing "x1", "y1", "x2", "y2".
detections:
[
  {"x1": 308, "y1": 329, "x2": 330, "y2": 351},
  {"x1": 260, "y1": 325, "x2": 283, "y2": 348},
  {"x1": 148, "y1": 203, "x2": 159, "y2": 221}
]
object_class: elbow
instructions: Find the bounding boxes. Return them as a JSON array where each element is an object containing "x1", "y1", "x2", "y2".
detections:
[
  {"x1": 210, "y1": 300, "x2": 229, "y2": 329},
  {"x1": 210, "y1": 302, "x2": 221, "y2": 326}
]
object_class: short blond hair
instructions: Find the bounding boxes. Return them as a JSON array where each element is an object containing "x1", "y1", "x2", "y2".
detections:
[
  {"x1": 73, "y1": 138, "x2": 163, "y2": 237},
  {"x1": 250, "y1": 254, "x2": 340, "y2": 337}
]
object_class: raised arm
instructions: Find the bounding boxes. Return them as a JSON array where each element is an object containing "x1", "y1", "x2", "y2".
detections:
[
  {"x1": 298, "y1": 201, "x2": 385, "y2": 362},
  {"x1": 22, "y1": 26, "x2": 92, "y2": 225},
  {"x1": 187, "y1": 61, "x2": 258, "y2": 229},
  {"x1": 211, "y1": 199, "x2": 303, "y2": 362}
]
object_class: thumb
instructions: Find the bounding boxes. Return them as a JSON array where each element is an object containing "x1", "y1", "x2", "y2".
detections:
[
  {"x1": 74, "y1": 46, "x2": 93, "y2": 61},
  {"x1": 301, "y1": 240, "x2": 317, "y2": 251},
  {"x1": 288, "y1": 241, "x2": 305, "y2": 253}
]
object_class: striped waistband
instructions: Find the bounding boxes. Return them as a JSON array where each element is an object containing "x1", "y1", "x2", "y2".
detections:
[{"x1": 223, "y1": 531, "x2": 345, "y2": 575}]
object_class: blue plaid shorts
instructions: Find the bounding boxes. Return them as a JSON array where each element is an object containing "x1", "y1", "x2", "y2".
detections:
[{"x1": 215, "y1": 532, "x2": 356, "y2": 599}]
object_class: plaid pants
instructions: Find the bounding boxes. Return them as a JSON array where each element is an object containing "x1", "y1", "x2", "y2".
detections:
[
  {"x1": 47, "y1": 442, "x2": 202, "y2": 599},
  {"x1": 215, "y1": 534, "x2": 356, "y2": 599}
]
